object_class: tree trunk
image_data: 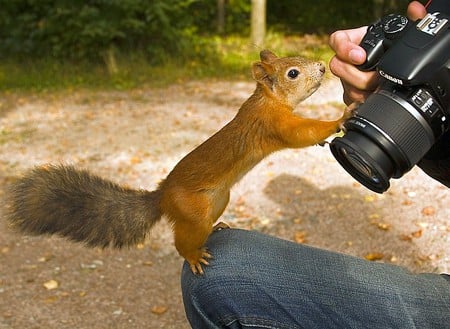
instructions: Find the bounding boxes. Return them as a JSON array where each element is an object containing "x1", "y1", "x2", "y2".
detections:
[
  {"x1": 251, "y1": 0, "x2": 266, "y2": 47},
  {"x1": 217, "y1": 0, "x2": 226, "y2": 34},
  {"x1": 102, "y1": 46, "x2": 119, "y2": 76}
]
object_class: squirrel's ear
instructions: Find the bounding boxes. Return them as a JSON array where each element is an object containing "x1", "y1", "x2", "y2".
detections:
[
  {"x1": 260, "y1": 50, "x2": 278, "y2": 63},
  {"x1": 252, "y1": 62, "x2": 274, "y2": 90}
]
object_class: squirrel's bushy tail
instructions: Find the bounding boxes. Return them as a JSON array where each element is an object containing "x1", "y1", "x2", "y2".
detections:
[{"x1": 7, "y1": 165, "x2": 162, "y2": 248}]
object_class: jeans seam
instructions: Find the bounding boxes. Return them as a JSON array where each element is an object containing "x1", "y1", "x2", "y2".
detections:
[
  {"x1": 223, "y1": 316, "x2": 303, "y2": 329},
  {"x1": 190, "y1": 293, "x2": 222, "y2": 329}
]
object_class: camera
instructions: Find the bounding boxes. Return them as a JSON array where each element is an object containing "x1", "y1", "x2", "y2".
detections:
[{"x1": 330, "y1": 4, "x2": 450, "y2": 193}]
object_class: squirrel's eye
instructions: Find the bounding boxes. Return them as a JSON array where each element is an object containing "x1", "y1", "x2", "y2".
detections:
[{"x1": 287, "y1": 69, "x2": 300, "y2": 79}]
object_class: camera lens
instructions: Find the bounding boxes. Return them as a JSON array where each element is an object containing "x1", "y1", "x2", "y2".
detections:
[
  {"x1": 331, "y1": 130, "x2": 393, "y2": 193},
  {"x1": 330, "y1": 89, "x2": 435, "y2": 193},
  {"x1": 342, "y1": 150, "x2": 374, "y2": 180}
]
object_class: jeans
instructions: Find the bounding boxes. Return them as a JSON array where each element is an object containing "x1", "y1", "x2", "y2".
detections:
[{"x1": 181, "y1": 228, "x2": 450, "y2": 329}]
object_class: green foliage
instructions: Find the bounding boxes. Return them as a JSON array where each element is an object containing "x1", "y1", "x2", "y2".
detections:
[
  {"x1": 0, "y1": 0, "x2": 198, "y2": 64},
  {"x1": 0, "y1": 0, "x2": 416, "y2": 91},
  {"x1": 0, "y1": 0, "x2": 415, "y2": 64},
  {"x1": 0, "y1": 33, "x2": 335, "y2": 91}
]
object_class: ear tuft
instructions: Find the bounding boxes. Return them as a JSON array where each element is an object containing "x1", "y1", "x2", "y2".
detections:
[{"x1": 260, "y1": 50, "x2": 278, "y2": 63}]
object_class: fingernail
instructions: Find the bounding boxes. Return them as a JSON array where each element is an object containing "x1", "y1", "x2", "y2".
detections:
[{"x1": 349, "y1": 49, "x2": 365, "y2": 64}]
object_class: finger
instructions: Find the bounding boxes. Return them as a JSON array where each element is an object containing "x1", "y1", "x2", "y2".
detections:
[
  {"x1": 329, "y1": 26, "x2": 368, "y2": 65},
  {"x1": 329, "y1": 55, "x2": 379, "y2": 91},
  {"x1": 407, "y1": 1, "x2": 427, "y2": 21},
  {"x1": 343, "y1": 86, "x2": 374, "y2": 106}
]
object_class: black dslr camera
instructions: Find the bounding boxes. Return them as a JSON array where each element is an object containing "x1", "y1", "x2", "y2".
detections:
[{"x1": 330, "y1": 1, "x2": 450, "y2": 193}]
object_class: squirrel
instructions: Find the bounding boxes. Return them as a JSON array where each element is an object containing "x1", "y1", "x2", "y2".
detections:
[{"x1": 6, "y1": 50, "x2": 352, "y2": 274}]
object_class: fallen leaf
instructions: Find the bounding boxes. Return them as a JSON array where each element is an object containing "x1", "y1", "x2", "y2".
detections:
[
  {"x1": 370, "y1": 220, "x2": 391, "y2": 231},
  {"x1": 399, "y1": 234, "x2": 413, "y2": 242},
  {"x1": 151, "y1": 305, "x2": 168, "y2": 315},
  {"x1": 44, "y1": 296, "x2": 59, "y2": 304},
  {"x1": 428, "y1": 254, "x2": 438, "y2": 261},
  {"x1": 400, "y1": 229, "x2": 422, "y2": 241},
  {"x1": 364, "y1": 195, "x2": 376, "y2": 203},
  {"x1": 411, "y1": 229, "x2": 422, "y2": 238},
  {"x1": 416, "y1": 222, "x2": 429, "y2": 229},
  {"x1": 43, "y1": 280, "x2": 59, "y2": 290},
  {"x1": 377, "y1": 223, "x2": 391, "y2": 230},
  {"x1": 113, "y1": 309, "x2": 123, "y2": 316},
  {"x1": 130, "y1": 156, "x2": 142, "y2": 165},
  {"x1": 421, "y1": 206, "x2": 436, "y2": 216},
  {"x1": 294, "y1": 231, "x2": 307, "y2": 243},
  {"x1": 38, "y1": 254, "x2": 54, "y2": 262},
  {"x1": 364, "y1": 252, "x2": 384, "y2": 261}
]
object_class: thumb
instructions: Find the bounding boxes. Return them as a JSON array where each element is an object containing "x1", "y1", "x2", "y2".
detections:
[{"x1": 407, "y1": 1, "x2": 427, "y2": 21}]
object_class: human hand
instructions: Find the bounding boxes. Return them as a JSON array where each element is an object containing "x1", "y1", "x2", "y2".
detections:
[{"x1": 328, "y1": 1, "x2": 427, "y2": 105}]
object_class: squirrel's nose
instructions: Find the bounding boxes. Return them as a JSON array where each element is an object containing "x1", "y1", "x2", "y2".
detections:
[{"x1": 317, "y1": 62, "x2": 326, "y2": 74}]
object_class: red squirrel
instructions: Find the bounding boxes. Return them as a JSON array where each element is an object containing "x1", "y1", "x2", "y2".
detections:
[{"x1": 7, "y1": 50, "x2": 352, "y2": 274}]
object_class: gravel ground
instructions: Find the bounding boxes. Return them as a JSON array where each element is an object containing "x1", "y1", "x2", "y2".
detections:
[{"x1": 0, "y1": 76, "x2": 448, "y2": 328}]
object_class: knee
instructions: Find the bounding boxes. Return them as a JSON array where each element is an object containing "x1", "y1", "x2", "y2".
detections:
[
  {"x1": 180, "y1": 228, "x2": 254, "y2": 300},
  {"x1": 180, "y1": 228, "x2": 261, "y2": 327},
  {"x1": 181, "y1": 261, "x2": 218, "y2": 327},
  {"x1": 180, "y1": 246, "x2": 238, "y2": 328},
  {"x1": 181, "y1": 252, "x2": 252, "y2": 328}
]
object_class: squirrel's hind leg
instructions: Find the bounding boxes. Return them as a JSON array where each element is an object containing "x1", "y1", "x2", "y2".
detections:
[
  {"x1": 172, "y1": 215, "x2": 214, "y2": 275},
  {"x1": 162, "y1": 189, "x2": 223, "y2": 275}
]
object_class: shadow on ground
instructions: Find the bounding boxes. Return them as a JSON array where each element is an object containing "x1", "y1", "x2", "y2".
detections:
[{"x1": 263, "y1": 173, "x2": 437, "y2": 272}]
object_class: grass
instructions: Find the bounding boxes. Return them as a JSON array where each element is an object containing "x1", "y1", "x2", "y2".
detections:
[{"x1": 0, "y1": 34, "x2": 334, "y2": 92}]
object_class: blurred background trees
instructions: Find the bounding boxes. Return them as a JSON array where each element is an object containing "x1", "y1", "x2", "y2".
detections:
[
  {"x1": 0, "y1": 0, "x2": 413, "y2": 62},
  {"x1": 0, "y1": 0, "x2": 413, "y2": 89}
]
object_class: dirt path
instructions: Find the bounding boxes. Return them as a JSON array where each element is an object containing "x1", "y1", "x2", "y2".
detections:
[{"x1": 0, "y1": 77, "x2": 448, "y2": 328}]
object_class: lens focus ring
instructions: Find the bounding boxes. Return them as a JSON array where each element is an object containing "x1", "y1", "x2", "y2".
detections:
[{"x1": 357, "y1": 91, "x2": 434, "y2": 167}]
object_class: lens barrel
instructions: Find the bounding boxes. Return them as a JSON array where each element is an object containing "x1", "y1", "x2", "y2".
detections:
[{"x1": 330, "y1": 90, "x2": 436, "y2": 193}]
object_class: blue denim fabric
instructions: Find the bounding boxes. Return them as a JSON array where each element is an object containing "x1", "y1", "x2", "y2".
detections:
[{"x1": 181, "y1": 229, "x2": 450, "y2": 329}]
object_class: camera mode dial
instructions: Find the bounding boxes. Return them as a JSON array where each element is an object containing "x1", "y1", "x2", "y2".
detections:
[
  {"x1": 382, "y1": 14, "x2": 409, "y2": 39},
  {"x1": 357, "y1": 14, "x2": 410, "y2": 71}
]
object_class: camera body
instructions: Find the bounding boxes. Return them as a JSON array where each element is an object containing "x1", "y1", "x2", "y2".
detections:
[{"x1": 330, "y1": 7, "x2": 450, "y2": 193}]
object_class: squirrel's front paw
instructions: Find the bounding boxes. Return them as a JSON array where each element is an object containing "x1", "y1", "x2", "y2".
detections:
[
  {"x1": 339, "y1": 102, "x2": 360, "y2": 132},
  {"x1": 213, "y1": 221, "x2": 230, "y2": 231}
]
